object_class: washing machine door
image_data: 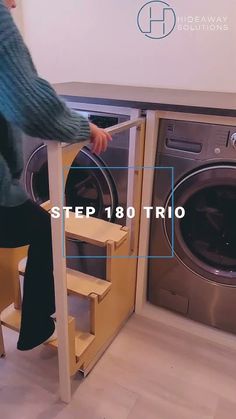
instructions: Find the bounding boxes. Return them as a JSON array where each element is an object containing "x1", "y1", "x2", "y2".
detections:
[
  {"x1": 165, "y1": 164, "x2": 236, "y2": 285},
  {"x1": 24, "y1": 144, "x2": 118, "y2": 221}
]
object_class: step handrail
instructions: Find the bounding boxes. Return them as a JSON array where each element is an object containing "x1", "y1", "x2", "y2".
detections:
[
  {"x1": 61, "y1": 116, "x2": 146, "y2": 254},
  {"x1": 105, "y1": 117, "x2": 145, "y2": 135},
  {"x1": 62, "y1": 117, "x2": 145, "y2": 149}
]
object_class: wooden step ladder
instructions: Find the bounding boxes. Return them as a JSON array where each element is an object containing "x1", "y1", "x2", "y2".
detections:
[
  {"x1": 1, "y1": 215, "x2": 129, "y2": 374},
  {"x1": 0, "y1": 115, "x2": 146, "y2": 402}
]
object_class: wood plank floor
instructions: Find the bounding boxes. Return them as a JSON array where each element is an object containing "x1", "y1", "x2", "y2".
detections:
[{"x1": 1, "y1": 313, "x2": 236, "y2": 419}]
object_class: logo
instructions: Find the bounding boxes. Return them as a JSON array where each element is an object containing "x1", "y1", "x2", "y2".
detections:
[{"x1": 137, "y1": 1, "x2": 176, "y2": 39}]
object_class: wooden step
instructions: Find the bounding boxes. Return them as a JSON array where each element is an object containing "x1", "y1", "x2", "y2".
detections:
[
  {"x1": 67, "y1": 268, "x2": 111, "y2": 301},
  {"x1": 40, "y1": 202, "x2": 128, "y2": 247},
  {"x1": 1, "y1": 305, "x2": 21, "y2": 332},
  {"x1": 0, "y1": 306, "x2": 95, "y2": 359},
  {"x1": 65, "y1": 213, "x2": 128, "y2": 247},
  {"x1": 48, "y1": 325, "x2": 95, "y2": 359},
  {"x1": 19, "y1": 260, "x2": 111, "y2": 302}
]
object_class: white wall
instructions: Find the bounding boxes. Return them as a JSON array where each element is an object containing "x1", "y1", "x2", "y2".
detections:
[{"x1": 22, "y1": 0, "x2": 236, "y2": 92}]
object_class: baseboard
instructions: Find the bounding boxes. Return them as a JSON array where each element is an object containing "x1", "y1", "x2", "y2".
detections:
[{"x1": 139, "y1": 302, "x2": 236, "y2": 352}]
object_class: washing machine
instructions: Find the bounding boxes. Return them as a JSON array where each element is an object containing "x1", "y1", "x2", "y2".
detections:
[
  {"x1": 148, "y1": 119, "x2": 236, "y2": 334},
  {"x1": 21, "y1": 105, "x2": 131, "y2": 280}
]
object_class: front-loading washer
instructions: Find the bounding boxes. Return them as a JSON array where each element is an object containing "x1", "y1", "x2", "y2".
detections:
[
  {"x1": 21, "y1": 106, "x2": 131, "y2": 279},
  {"x1": 148, "y1": 119, "x2": 236, "y2": 334}
]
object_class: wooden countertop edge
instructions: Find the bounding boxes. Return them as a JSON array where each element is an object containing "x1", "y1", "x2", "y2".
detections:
[{"x1": 54, "y1": 82, "x2": 236, "y2": 116}]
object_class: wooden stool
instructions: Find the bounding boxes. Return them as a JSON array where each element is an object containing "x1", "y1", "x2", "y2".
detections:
[{"x1": 0, "y1": 246, "x2": 28, "y2": 356}]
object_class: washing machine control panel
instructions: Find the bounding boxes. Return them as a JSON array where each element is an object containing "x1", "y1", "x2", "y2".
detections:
[
  {"x1": 158, "y1": 119, "x2": 236, "y2": 161},
  {"x1": 210, "y1": 126, "x2": 236, "y2": 158},
  {"x1": 230, "y1": 132, "x2": 236, "y2": 150}
]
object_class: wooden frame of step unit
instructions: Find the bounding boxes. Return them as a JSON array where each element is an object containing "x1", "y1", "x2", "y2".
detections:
[
  {"x1": 1, "y1": 114, "x2": 145, "y2": 403},
  {"x1": 46, "y1": 116, "x2": 145, "y2": 402},
  {"x1": 0, "y1": 246, "x2": 28, "y2": 357}
]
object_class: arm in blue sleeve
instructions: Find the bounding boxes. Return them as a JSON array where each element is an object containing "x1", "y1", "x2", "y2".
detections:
[{"x1": 0, "y1": 1, "x2": 90, "y2": 143}]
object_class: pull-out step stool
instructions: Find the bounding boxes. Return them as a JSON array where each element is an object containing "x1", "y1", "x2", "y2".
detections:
[
  {"x1": 0, "y1": 116, "x2": 145, "y2": 402},
  {"x1": 1, "y1": 215, "x2": 130, "y2": 377}
]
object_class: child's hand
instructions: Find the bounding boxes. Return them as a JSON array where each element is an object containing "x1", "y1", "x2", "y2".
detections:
[{"x1": 89, "y1": 123, "x2": 112, "y2": 155}]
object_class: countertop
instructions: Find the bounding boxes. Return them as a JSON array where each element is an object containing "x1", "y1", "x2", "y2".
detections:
[{"x1": 54, "y1": 82, "x2": 236, "y2": 117}]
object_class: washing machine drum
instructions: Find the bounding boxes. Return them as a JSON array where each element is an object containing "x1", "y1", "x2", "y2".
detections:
[
  {"x1": 165, "y1": 164, "x2": 236, "y2": 285},
  {"x1": 24, "y1": 144, "x2": 118, "y2": 222}
]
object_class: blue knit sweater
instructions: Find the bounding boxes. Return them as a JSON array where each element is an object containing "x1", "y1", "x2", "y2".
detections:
[{"x1": 0, "y1": 0, "x2": 91, "y2": 207}]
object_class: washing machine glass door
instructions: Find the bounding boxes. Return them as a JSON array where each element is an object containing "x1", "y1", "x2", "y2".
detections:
[
  {"x1": 165, "y1": 165, "x2": 236, "y2": 285},
  {"x1": 24, "y1": 144, "x2": 118, "y2": 221},
  {"x1": 65, "y1": 146, "x2": 118, "y2": 221},
  {"x1": 24, "y1": 144, "x2": 49, "y2": 204}
]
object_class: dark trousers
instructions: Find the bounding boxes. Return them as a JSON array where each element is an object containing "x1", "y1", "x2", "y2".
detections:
[{"x1": 0, "y1": 199, "x2": 55, "y2": 350}]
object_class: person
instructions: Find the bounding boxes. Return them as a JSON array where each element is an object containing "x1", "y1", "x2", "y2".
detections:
[{"x1": 0, "y1": 0, "x2": 112, "y2": 350}]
